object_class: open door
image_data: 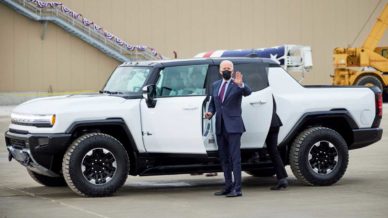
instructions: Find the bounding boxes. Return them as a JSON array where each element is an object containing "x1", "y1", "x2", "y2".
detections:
[
  {"x1": 202, "y1": 96, "x2": 218, "y2": 151},
  {"x1": 141, "y1": 64, "x2": 209, "y2": 154}
]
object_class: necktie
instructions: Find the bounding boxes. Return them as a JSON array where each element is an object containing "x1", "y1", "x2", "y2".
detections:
[{"x1": 219, "y1": 82, "x2": 227, "y2": 102}]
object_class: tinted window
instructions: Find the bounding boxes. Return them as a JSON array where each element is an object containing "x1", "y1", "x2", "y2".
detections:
[
  {"x1": 205, "y1": 65, "x2": 222, "y2": 94},
  {"x1": 156, "y1": 64, "x2": 208, "y2": 97},
  {"x1": 234, "y1": 63, "x2": 269, "y2": 91}
]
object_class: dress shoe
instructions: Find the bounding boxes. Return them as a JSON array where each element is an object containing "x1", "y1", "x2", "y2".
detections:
[
  {"x1": 270, "y1": 178, "x2": 288, "y2": 190},
  {"x1": 226, "y1": 190, "x2": 242, "y2": 197},
  {"x1": 214, "y1": 189, "x2": 231, "y2": 196}
]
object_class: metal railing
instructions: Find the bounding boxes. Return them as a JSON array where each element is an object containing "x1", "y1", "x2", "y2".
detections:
[{"x1": 1, "y1": 0, "x2": 163, "y2": 62}]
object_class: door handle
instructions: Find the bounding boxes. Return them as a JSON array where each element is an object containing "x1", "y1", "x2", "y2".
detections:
[
  {"x1": 183, "y1": 107, "x2": 198, "y2": 110},
  {"x1": 249, "y1": 100, "x2": 266, "y2": 105}
]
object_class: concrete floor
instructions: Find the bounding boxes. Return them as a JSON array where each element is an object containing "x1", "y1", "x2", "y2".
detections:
[{"x1": 0, "y1": 105, "x2": 387, "y2": 218}]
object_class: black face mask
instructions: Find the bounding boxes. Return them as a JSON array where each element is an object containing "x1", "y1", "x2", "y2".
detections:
[{"x1": 222, "y1": 70, "x2": 232, "y2": 80}]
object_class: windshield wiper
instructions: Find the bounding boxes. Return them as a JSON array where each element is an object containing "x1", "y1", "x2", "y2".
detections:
[{"x1": 99, "y1": 90, "x2": 124, "y2": 95}]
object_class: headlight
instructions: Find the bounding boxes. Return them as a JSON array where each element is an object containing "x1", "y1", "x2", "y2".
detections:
[{"x1": 11, "y1": 113, "x2": 56, "y2": 127}]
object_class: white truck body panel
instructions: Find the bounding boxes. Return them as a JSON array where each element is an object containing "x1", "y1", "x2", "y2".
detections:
[
  {"x1": 268, "y1": 67, "x2": 376, "y2": 143},
  {"x1": 10, "y1": 95, "x2": 147, "y2": 152},
  {"x1": 140, "y1": 96, "x2": 208, "y2": 154}
]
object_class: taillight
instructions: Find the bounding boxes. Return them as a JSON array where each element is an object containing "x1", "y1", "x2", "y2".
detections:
[
  {"x1": 371, "y1": 87, "x2": 382, "y2": 128},
  {"x1": 377, "y1": 93, "x2": 383, "y2": 118}
]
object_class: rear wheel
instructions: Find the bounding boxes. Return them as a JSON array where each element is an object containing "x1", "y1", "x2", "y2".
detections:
[
  {"x1": 27, "y1": 169, "x2": 67, "y2": 187},
  {"x1": 289, "y1": 127, "x2": 348, "y2": 186},
  {"x1": 62, "y1": 133, "x2": 129, "y2": 197},
  {"x1": 355, "y1": 75, "x2": 383, "y2": 91}
]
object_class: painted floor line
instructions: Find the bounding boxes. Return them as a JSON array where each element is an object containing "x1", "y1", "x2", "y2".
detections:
[{"x1": 5, "y1": 186, "x2": 111, "y2": 218}]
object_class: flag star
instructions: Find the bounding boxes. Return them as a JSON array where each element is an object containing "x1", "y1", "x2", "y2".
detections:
[{"x1": 270, "y1": 54, "x2": 281, "y2": 64}]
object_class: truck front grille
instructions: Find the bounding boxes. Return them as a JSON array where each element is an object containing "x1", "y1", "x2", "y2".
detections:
[{"x1": 8, "y1": 138, "x2": 26, "y2": 149}]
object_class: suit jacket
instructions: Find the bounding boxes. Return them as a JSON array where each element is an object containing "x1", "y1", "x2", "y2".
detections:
[
  {"x1": 270, "y1": 96, "x2": 283, "y2": 128},
  {"x1": 208, "y1": 79, "x2": 252, "y2": 134}
]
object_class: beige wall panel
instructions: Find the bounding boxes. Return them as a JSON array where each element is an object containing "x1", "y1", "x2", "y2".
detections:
[
  {"x1": 225, "y1": 0, "x2": 241, "y2": 48},
  {"x1": 266, "y1": 0, "x2": 278, "y2": 45},
  {"x1": 136, "y1": 0, "x2": 153, "y2": 45},
  {"x1": 83, "y1": 43, "x2": 100, "y2": 90},
  {"x1": 0, "y1": 4, "x2": 15, "y2": 91},
  {"x1": 122, "y1": 0, "x2": 140, "y2": 45},
  {"x1": 55, "y1": 25, "x2": 73, "y2": 91},
  {"x1": 187, "y1": 0, "x2": 202, "y2": 54},
  {"x1": 240, "y1": 0, "x2": 255, "y2": 47},
  {"x1": 310, "y1": 1, "x2": 332, "y2": 83},
  {"x1": 177, "y1": 0, "x2": 194, "y2": 53},
  {"x1": 28, "y1": 20, "x2": 44, "y2": 91},
  {"x1": 13, "y1": 9, "x2": 30, "y2": 91},
  {"x1": 252, "y1": 0, "x2": 269, "y2": 46},
  {"x1": 300, "y1": 0, "x2": 313, "y2": 45},
  {"x1": 111, "y1": 0, "x2": 125, "y2": 39},
  {"x1": 45, "y1": 24, "x2": 58, "y2": 90},
  {"x1": 1, "y1": 0, "x2": 388, "y2": 92},
  {"x1": 149, "y1": 0, "x2": 165, "y2": 51},
  {"x1": 70, "y1": 34, "x2": 86, "y2": 90},
  {"x1": 197, "y1": 0, "x2": 214, "y2": 52}
]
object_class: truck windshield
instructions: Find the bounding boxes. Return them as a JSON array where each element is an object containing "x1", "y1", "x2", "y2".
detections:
[{"x1": 102, "y1": 66, "x2": 151, "y2": 94}]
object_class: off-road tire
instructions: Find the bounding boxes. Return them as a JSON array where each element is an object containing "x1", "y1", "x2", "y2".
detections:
[
  {"x1": 62, "y1": 133, "x2": 129, "y2": 197},
  {"x1": 289, "y1": 127, "x2": 348, "y2": 186}
]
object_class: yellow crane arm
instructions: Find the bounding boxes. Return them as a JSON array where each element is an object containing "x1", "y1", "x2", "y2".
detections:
[{"x1": 362, "y1": 4, "x2": 388, "y2": 51}]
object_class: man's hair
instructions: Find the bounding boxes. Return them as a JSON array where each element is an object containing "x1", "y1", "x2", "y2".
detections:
[{"x1": 220, "y1": 60, "x2": 234, "y2": 67}]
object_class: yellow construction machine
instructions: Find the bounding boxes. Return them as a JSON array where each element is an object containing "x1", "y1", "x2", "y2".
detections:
[{"x1": 332, "y1": 3, "x2": 388, "y2": 94}]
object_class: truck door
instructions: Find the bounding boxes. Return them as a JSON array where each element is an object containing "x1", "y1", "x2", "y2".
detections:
[
  {"x1": 140, "y1": 64, "x2": 209, "y2": 154},
  {"x1": 238, "y1": 63, "x2": 273, "y2": 148}
]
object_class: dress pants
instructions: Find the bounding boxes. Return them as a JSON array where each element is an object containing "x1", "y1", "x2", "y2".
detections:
[
  {"x1": 216, "y1": 118, "x2": 242, "y2": 192},
  {"x1": 265, "y1": 127, "x2": 288, "y2": 179}
]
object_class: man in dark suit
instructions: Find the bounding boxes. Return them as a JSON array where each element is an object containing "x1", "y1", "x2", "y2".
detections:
[{"x1": 205, "y1": 60, "x2": 252, "y2": 197}]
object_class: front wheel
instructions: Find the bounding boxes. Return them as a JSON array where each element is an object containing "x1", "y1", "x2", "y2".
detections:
[
  {"x1": 62, "y1": 133, "x2": 129, "y2": 197},
  {"x1": 289, "y1": 127, "x2": 348, "y2": 186}
]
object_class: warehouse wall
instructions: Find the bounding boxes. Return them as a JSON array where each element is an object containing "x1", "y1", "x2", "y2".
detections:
[{"x1": 1, "y1": 0, "x2": 388, "y2": 92}]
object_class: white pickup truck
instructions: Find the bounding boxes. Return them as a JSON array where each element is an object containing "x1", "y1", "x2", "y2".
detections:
[{"x1": 5, "y1": 58, "x2": 383, "y2": 197}]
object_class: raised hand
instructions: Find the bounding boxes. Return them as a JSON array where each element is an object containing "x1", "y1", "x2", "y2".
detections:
[{"x1": 234, "y1": 71, "x2": 243, "y2": 87}]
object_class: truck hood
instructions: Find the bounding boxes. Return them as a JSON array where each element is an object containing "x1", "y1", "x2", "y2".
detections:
[{"x1": 13, "y1": 94, "x2": 127, "y2": 115}]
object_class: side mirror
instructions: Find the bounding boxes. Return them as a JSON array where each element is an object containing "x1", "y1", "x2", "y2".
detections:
[{"x1": 142, "y1": 85, "x2": 157, "y2": 108}]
